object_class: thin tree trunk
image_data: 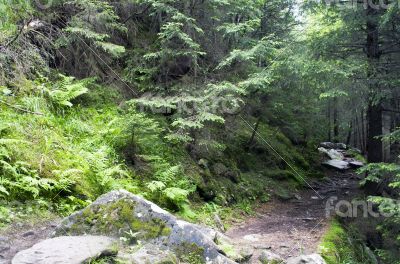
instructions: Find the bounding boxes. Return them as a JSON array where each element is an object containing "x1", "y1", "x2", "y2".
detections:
[
  {"x1": 356, "y1": 112, "x2": 362, "y2": 149},
  {"x1": 333, "y1": 97, "x2": 339, "y2": 142},
  {"x1": 328, "y1": 100, "x2": 331, "y2": 142},
  {"x1": 361, "y1": 109, "x2": 366, "y2": 152},
  {"x1": 247, "y1": 117, "x2": 261, "y2": 148},
  {"x1": 366, "y1": 3, "x2": 383, "y2": 162},
  {"x1": 346, "y1": 121, "x2": 352, "y2": 145}
]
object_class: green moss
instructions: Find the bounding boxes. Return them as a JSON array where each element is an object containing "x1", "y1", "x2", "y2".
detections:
[
  {"x1": 69, "y1": 199, "x2": 171, "y2": 240},
  {"x1": 175, "y1": 243, "x2": 205, "y2": 264}
]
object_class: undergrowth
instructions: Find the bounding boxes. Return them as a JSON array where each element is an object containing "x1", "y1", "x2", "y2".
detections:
[{"x1": 0, "y1": 74, "x2": 312, "y2": 228}]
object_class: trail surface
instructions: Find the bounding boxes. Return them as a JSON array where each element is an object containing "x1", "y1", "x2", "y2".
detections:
[
  {"x1": 0, "y1": 218, "x2": 59, "y2": 264},
  {"x1": 226, "y1": 169, "x2": 361, "y2": 262}
]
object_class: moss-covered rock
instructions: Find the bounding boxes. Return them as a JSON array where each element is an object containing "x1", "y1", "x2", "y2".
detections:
[
  {"x1": 54, "y1": 190, "x2": 237, "y2": 264},
  {"x1": 117, "y1": 244, "x2": 179, "y2": 264}
]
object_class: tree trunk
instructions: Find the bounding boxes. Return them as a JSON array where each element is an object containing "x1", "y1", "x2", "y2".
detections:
[
  {"x1": 366, "y1": 4, "x2": 383, "y2": 163},
  {"x1": 361, "y1": 109, "x2": 366, "y2": 152},
  {"x1": 333, "y1": 97, "x2": 339, "y2": 142},
  {"x1": 328, "y1": 100, "x2": 331, "y2": 142},
  {"x1": 367, "y1": 102, "x2": 383, "y2": 162},
  {"x1": 247, "y1": 117, "x2": 261, "y2": 148},
  {"x1": 346, "y1": 121, "x2": 352, "y2": 145}
]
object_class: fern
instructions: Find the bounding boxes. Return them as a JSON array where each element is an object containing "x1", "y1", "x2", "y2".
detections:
[{"x1": 46, "y1": 75, "x2": 91, "y2": 107}]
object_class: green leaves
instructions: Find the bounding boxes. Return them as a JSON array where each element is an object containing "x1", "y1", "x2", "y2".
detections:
[
  {"x1": 319, "y1": 90, "x2": 349, "y2": 99},
  {"x1": 46, "y1": 75, "x2": 91, "y2": 107}
]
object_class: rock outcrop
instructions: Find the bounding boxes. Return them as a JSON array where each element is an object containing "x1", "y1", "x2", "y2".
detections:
[
  {"x1": 318, "y1": 142, "x2": 364, "y2": 171},
  {"x1": 52, "y1": 189, "x2": 237, "y2": 264}
]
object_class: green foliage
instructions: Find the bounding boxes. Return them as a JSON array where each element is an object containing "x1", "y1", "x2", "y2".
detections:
[
  {"x1": 0, "y1": 77, "x2": 136, "y2": 222},
  {"x1": 319, "y1": 220, "x2": 375, "y2": 264},
  {"x1": 45, "y1": 75, "x2": 91, "y2": 107},
  {"x1": 145, "y1": 163, "x2": 196, "y2": 214},
  {"x1": 358, "y1": 163, "x2": 400, "y2": 185}
]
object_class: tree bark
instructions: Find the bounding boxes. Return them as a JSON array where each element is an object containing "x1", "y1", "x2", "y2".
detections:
[
  {"x1": 333, "y1": 97, "x2": 339, "y2": 142},
  {"x1": 346, "y1": 121, "x2": 352, "y2": 145},
  {"x1": 366, "y1": 4, "x2": 383, "y2": 162}
]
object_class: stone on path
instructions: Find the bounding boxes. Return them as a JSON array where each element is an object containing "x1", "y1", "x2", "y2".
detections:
[
  {"x1": 322, "y1": 160, "x2": 350, "y2": 171},
  {"x1": 349, "y1": 160, "x2": 364, "y2": 168},
  {"x1": 259, "y1": 250, "x2": 284, "y2": 263},
  {"x1": 0, "y1": 237, "x2": 10, "y2": 254},
  {"x1": 318, "y1": 147, "x2": 344, "y2": 160},
  {"x1": 319, "y1": 142, "x2": 347, "y2": 150},
  {"x1": 12, "y1": 236, "x2": 115, "y2": 264},
  {"x1": 287, "y1": 253, "x2": 326, "y2": 264}
]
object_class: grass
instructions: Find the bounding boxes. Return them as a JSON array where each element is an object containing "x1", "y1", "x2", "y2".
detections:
[{"x1": 319, "y1": 219, "x2": 377, "y2": 264}]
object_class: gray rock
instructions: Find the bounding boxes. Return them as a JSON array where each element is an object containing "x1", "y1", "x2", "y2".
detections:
[
  {"x1": 349, "y1": 160, "x2": 364, "y2": 168},
  {"x1": 259, "y1": 250, "x2": 284, "y2": 263},
  {"x1": 318, "y1": 147, "x2": 344, "y2": 160},
  {"x1": 327, "y1": 149, "x2": 344, "y2": 160},
  {"x1": 0, "y1": 237, "x2": 10, "y2": 253},
  {"x1": 322, "y1": 160, "x2": 350, "y2": 171},
  {"x1": 22, "y1": 231, "x2": 35, "y2": 237},
  {"x1": 12, "y1": 236, "x2": 115, "y2": 264},
  {"x1": 319, "y1": 142, "x2": 346, "y2": 150},
  {"x1": 54, "y1": 190, "x2": 236, "y2": 264},
  {"x1": 214, "y1": 213, "x2": 225, "y2": 233},
  {"x1": 117, "y1": 244, "x2": 178, "y2": 264},
  {"x1": 335, "y1": 143, "x2": 347, "y2": 150},
  {"x1": 319, "y1": 142, "x2": 336, "y2": 149},
  {"x1": 286, "y1": 254, "x2": 326, "y2": 264}
]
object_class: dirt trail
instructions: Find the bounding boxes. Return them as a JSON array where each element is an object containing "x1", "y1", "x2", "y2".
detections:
[
  {"x1": 0, "y1": 218, "x2": 60, "y2": 264},
  {"x1": 226, "y1": 169, "x2": 362, "y2": 262}
]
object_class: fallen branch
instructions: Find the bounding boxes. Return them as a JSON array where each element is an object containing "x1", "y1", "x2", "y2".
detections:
[
  {"x1": 1, "y1": 18, "x2": 33, "y2": 49},
  {"x1": 0, "y1": 99, "x2": 44, "y2": 116}
]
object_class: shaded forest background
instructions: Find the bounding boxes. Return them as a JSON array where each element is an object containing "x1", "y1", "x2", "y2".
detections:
[{"x1": 1, "y1": 0, "x2": 400, "y2": 263}]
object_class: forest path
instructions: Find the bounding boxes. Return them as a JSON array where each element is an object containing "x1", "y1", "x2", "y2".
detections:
[
  {"x1": 0, "y1": 218, "x2": 60, "y2": 264},
  {"x1": 226, "y1": 169, "x2": 361, "y2": 262}
]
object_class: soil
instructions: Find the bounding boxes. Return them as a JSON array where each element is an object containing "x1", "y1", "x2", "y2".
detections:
[
  {"x1": 226, "y1": 169, "x2": 362, "y2": 263},
  {"x1": 0, "y1": 217, "x2": 60, "y2": 264}
]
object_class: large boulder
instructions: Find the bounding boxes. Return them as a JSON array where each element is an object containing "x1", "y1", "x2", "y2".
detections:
[
  {"x1": 286, "y1": 254, "x2": 326, "y2": 264},
  {"x1": 53, "y1": 190, "x2": 237, "y2": 264},
  {"x1": 12, "y1": 236, "x2": 115, "y2": 264}
]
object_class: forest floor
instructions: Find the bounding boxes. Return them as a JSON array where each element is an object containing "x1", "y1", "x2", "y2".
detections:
[
  {"x1": 226, "y1": 169, "x2": 362, "y2": 262},
  {"x1": 0, "y1": 169, "x2": 361, "y2": 264}
]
